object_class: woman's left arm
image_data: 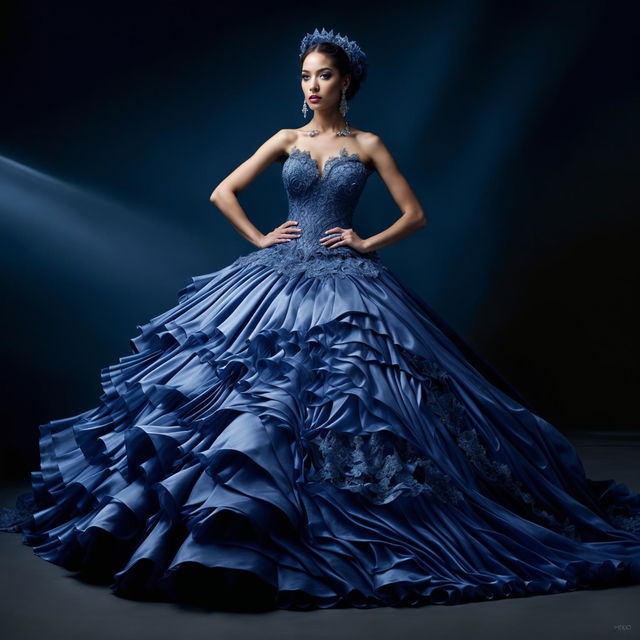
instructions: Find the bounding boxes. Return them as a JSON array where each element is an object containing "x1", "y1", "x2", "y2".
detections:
[
  {"x1": 322, "y1": 133, "x2": 427, "y2": 253},
  {"x1": 361, "y1": 133, "x2": 427, "y2": 252}
]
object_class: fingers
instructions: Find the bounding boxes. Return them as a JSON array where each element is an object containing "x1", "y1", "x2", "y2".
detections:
[
  {"x1": 281, "y1": 220, "x2": 301, "y2": 232},
  {"x1": 319, "y1": 227, "x2": 347, "y2": 248},
  {"x1": 268, "y1": 223, "x2": 357, "y2": 248},
  {"x1": 275, "y1": 220, "x2": 301, "y2": 242},
  {"x1": 320, "y1": 234, "x2": 345, "y2": 248},
  {"x1": 277, "y1": 231, "x2": 299, "y2": 242},
  {"x1": 320, "y1": 227, "x2": 359, "y2": 250}
]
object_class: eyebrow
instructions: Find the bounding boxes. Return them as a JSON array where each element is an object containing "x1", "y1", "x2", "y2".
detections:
[{"x1": 301, "y1": 67, "x2": 333, "y2": 73}]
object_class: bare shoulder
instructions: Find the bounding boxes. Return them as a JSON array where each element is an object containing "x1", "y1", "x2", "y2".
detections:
[
  {"x1": 276, "y1": 128, "x2": 301, "y2": 141},
  {"x1": 252, "y1": 128, "x2": 298, "y2": 163},
  {"x1": 277, "y1": 128, "x2": 304, "y2": 149},
  {"x1": 276, "y1": 128, "x2": 299, "y2": 144},
  {"x1": 350, "y1": 129, "x2": 392, "y2": 170},
  {"x1": 353, "y1": 129, "x2": 386, "y2": 153}
]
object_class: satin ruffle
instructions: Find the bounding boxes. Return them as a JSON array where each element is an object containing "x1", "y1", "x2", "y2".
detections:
[{"x1": 4, "y1": 262, "x2": 640, "y2": 609}]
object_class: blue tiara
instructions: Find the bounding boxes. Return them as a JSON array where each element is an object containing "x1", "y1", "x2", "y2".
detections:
[{"x1": 299, "y1": 27, "x2": 368, "y2": 85}]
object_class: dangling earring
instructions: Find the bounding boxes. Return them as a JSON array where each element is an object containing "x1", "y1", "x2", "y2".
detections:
[
  {"x1": 339, "y1": 87, "x2": 348, "y2": 117},
  {"x1": 302, "y1": 98, "x2": 308, "y2": 119}
]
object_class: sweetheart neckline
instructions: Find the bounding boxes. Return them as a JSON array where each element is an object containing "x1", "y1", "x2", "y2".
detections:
[{"x1": 284, "y1": 145, "x2": 373, "y2": 181}]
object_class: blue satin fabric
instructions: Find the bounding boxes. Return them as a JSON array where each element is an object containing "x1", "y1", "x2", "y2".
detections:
[{"x1": 1, "y1": 146, "x2": 639, "y2": 609}]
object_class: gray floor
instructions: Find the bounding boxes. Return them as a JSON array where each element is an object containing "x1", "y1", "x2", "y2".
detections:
[{"x1": 1, "y1": 432, "x2": 639, "y2": 640}]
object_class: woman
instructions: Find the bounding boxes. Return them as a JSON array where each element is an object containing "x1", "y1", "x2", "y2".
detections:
[{"x1": 2, "y1": 27, "x2": 639, "y2": 611}]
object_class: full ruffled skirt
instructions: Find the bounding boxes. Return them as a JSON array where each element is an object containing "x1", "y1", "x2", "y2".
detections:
[{"x1": 2, "y1": 259, "x2": 640, "y2": 609}]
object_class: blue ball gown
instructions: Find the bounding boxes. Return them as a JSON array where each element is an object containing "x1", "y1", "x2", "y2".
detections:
[{"x1": 2, "y1": 144, "x2": 640, "y2": 610}]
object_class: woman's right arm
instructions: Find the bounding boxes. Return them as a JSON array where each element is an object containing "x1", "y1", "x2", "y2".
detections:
[{"x1": 209, "y1": 129, "x2": 301, "y2": 248}]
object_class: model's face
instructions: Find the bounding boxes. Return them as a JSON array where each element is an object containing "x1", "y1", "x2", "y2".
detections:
[{"x1": 300, "y1": 52, "x2": 349, "y2": 113}]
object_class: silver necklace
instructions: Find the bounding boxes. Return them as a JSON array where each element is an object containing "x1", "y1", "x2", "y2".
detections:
[{"x1": 303, "y1": 120, "x2": 352, "y2": 137}]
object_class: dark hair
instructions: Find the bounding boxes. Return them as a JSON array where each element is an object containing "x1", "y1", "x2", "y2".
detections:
[{"x1": 300, "y1": 41, "x2": 363, "y2": 101}]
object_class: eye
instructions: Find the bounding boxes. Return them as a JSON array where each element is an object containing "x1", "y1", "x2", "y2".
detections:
[{"x1": 301, "y1": 73, "x2": 332, "y2": 81}]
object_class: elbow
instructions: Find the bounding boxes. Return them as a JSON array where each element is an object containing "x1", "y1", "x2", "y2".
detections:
[
  {"x1": 211, "y1": 186, "x2": 239, "y2": 205},
  {"x1": 403, "y1": 205, "x2": 427, "y2": 229},
  {"x1": 412, "y1": 210, "x2": 428, "y2": 229},
  {"x1": 210, "y1": 187, "x2": 230, "y2": 204}
]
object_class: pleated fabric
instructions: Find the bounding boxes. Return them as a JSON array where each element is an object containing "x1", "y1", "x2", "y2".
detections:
[{"x1": 3, "y1": 260, "x2": 639, "y2": 610}]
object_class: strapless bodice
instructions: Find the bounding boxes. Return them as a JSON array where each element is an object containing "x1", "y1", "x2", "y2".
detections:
[
  {"x1": 281, "y1": 146, "x2": 373, "y2": 249},
  {"x1": 230, "y1": 145, "x2": 387, "y2": 281}
]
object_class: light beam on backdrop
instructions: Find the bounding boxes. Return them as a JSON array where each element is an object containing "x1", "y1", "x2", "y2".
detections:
[
  {"x1": 0, "y1": 153, "x2": 217, "y2": 478},
  {"x1": 0, "y1": 154, "x2": 203, "y2": 286}
]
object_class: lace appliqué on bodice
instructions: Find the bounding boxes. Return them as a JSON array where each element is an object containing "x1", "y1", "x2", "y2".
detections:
[
  {"x1": 230, "y1": 146, "x2": 388, "y2": 281},
  {"x1": 232, "y1": 244, "x2": 386, "y2": 282}
]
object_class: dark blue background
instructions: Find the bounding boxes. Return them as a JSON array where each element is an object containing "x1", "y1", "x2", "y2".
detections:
[{"x1": 1, "y1": 0, "x2": 638, "y2": 480}]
